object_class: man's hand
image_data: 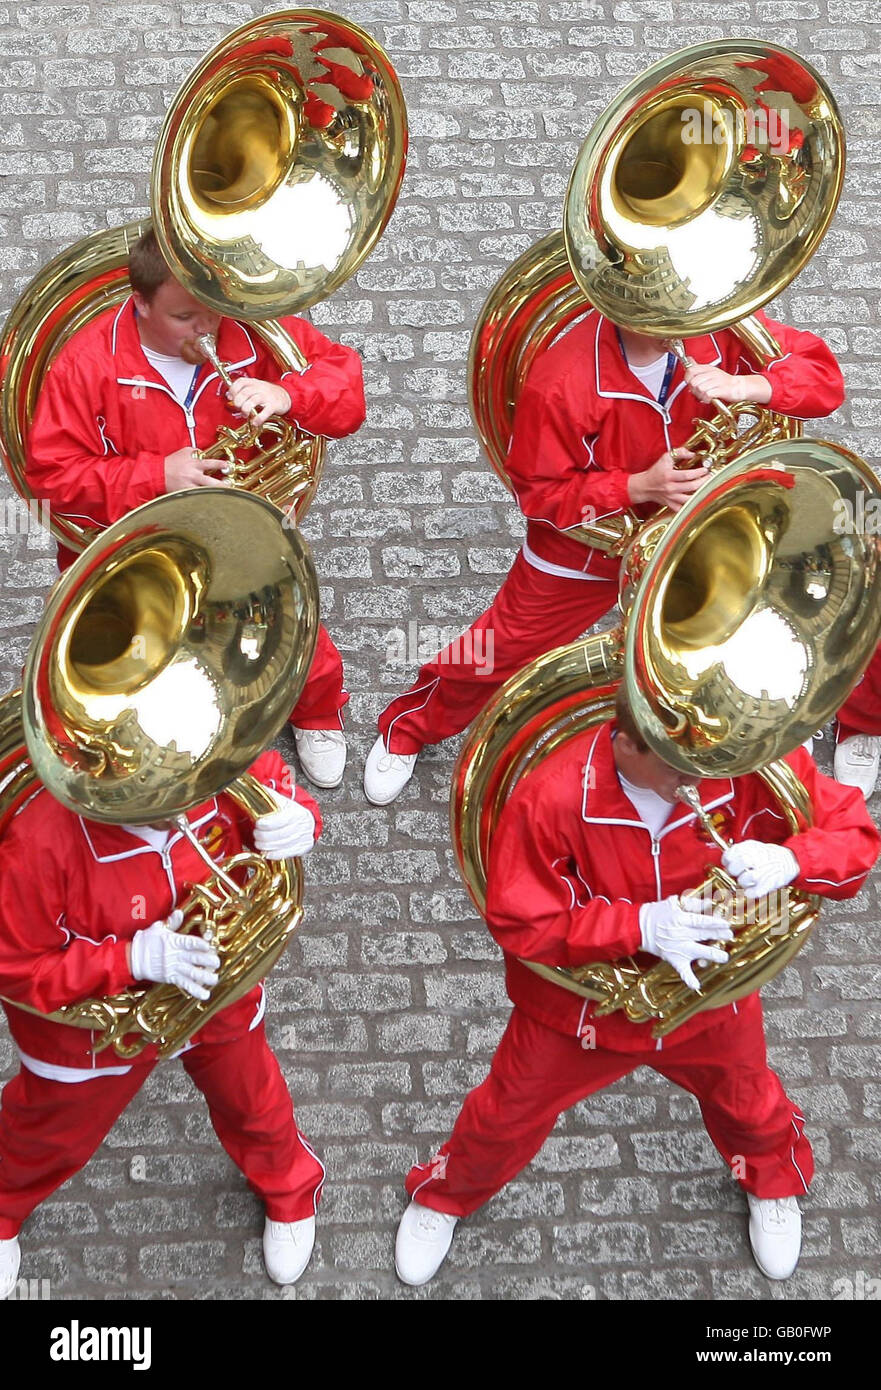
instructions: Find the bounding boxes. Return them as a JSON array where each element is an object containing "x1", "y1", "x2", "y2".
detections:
[
  {"x1": 628, "y1": 447, "x2": 707, "y2": 510},
  {"x1": 639, "y1": 894, "x2": 733, "y2": 992},
  {"x1": 722, "y1": 841, "x2": 799, "y2": 898},
  {"x1": 164, "y1": 446, "x2": 230, "y2": 492},
  {"x1": 128, "y1": 910, "x2": 221, "y2": 1001},
  {"x1": 227, "y1": 377, "x2": 292, "y2": 427},
  {"x1": 253, "y1": 788, "x2": 316, "y2": 861},
  {"x1": 685, "y1": 365, "x2": 773, "y2": 406}
]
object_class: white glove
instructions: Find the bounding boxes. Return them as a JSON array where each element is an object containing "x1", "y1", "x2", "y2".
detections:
[
  {"x1": 129, "y1": 910, "x2": 221, "y2": 1001},
  {"x1": 639, "y1": 895, "x2": 733, "y2": 993},
  {"x1": 721, "y1": 840, "x2": 799, "y2": 898},
  {"x1": 252, "y1": 788, "x2": 316, "y2": 860}
]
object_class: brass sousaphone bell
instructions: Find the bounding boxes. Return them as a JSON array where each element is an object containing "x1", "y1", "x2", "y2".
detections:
[
  {"x1": 470, "y1": 40, "x2": 845, "y2": 530},
  {"x1": 453, "y1": 439, "x2": 881, "y2": 1036},
  {"x1": 454, "y1": 43, "x2": 881, "y2": 1033},
  {"x1": 0, "y1": 488, "x2": 320, "y2": 1058},
  {"x1": 151, "y1": 8, "x2": 408, "y2": 321},
  {"x1": 0, "y1": 8, "x2": 408, "y2": 551}
]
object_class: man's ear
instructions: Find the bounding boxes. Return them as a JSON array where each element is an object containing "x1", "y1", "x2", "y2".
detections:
[
  {"x1": 132, "y1": 291, "x2": 150, "y2": 318},
  {"x1": 615, "y1": 729, "x2": 638, "y2": 758}
]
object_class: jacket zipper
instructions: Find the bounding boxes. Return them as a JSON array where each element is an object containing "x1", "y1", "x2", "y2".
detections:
[
  {"x1": 647, "y1": 834, "x2": 661, "y2": 1050},
  {"x1": 650, "y1": 835, "x2": 663, "y2": 900},
  {"x1": 159, "y1": 844, "x2": 177, "y2": 907}
]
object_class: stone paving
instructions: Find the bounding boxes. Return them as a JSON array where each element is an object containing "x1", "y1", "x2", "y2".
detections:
[{"x1": 0, "y1": 1, "x2": 878, "y2": 1301}]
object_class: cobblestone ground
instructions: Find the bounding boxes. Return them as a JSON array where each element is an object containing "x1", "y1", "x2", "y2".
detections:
[{"x1": 0, "y1": 1, "x2": 879, "y2": 1302}]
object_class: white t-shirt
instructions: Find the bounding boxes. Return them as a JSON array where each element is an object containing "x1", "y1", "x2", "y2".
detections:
[
  {"x1": 618, "y1": 773, "x2": 676, "y2": 838},
  {"x1": 627, "y1": 353, "x2": 669, "y2": 400},
  {"x1": 120, "y1": 824, "x2": 173, "y2": 853},
  {"x1": 141, "y1": 345, "x2": 200, "y2": 407}
]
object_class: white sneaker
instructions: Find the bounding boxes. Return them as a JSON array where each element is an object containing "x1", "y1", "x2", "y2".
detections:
[
  {"x1": 395, "y1": 1200, "x2": 458, "y2": 1286},
  {"x1": 833, "y1": 734, "x2": 880, "y2": 798},
  {"x1": 263, "y1": 1216, "x2": 315, "y2": 1286},
  {"x1": 747, "y1": 1194, "x2": 802, "y2": 1280},
  {"x1": 293, "y1": 728, "x2": 347, "y2": 789},
  {"x1": 0, "y1": 1237, "x2": 21, "y2": 1300},
  {"x1": 364, "y1": 736, "x2": 418, "y2": 805}
]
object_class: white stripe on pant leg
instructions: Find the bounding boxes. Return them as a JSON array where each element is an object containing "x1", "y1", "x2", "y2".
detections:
[
  {"x1": 789, "y1": 1112, "x2": 809, "y2": 1194},
  {"x1": 249, "y1": 984, "x2": 266, "y2": 1032},
  {"x1": 295, "y1": 1126, "x2": 326, "y2": 1215},
  {"x1": 385, "y1": 676, "x2": 440, "y2": 745},
  {"x1": 410, "y1": 1167, "x2": 442, "y2": 1200}
]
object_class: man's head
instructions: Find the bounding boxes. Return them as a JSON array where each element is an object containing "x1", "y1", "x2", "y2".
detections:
[
  {"x1": 616, "y1": 325, "x2": 670, "y2": 362},
  {"x1": 129, "y1": 229, "x2": 221, "y2": 362},
  {"x1": 612, "y1": 688, "x2": 700, "y2": 801}
]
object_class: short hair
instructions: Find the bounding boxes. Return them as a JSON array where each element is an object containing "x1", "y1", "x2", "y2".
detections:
[
  {"x1": 614, "y1": 687, "x2": 648, "y2": 752},
  {"x1": 128, "y1": 228, "x2": 172, "y2": 303}
]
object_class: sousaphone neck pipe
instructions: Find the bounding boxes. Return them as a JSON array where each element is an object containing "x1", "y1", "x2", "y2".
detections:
[
  {"x1": 196, "y1": 331, "x2": 308, "y2": 431},
  {"x1": 196, "y1": 333, "x2": 236, "y2": 390}
]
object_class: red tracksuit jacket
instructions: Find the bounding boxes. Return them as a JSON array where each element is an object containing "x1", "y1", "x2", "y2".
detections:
[
  {"x1": 25, "y1": 297, "x2": 366, "y2": 560},
  {"x1": 485, "y1": 725, "x2": 879, "y2": 1052},
  {"x1": 506, "y1": 309, "x2": 845, "y2": 576},
  {"x1": 0, "y1": 750, "x2": 321, "y2": 1072}
]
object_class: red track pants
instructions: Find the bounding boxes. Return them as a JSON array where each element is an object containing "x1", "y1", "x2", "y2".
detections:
[
  {"x1": 378, "y1": 551, "x2": 619, "y2": 755},
  {"x1": 290, "y1": 622, "x2": 349, "y2": 729},
  {"x1": 837, "y1": 645, "x2": 881, "y2": 741},
  {"x1": 405, "y1": 1001, "x2": 812, "y2": 1217},
  {"x1": 0, "y1": 1023, "x2": 324, "y2": 1238}
]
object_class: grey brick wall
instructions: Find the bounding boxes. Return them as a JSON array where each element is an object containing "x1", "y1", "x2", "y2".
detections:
[{"x1": 0, "y1": 1, "x2": 879, "y2": 1301}]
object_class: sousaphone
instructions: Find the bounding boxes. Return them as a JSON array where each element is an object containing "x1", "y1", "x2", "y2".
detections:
[
  {"x1": 0, "y1": 8, "x2": 408, "y2": 551},
  {"x1": 0, "y1": 488, "x2": 320, "y2": 1059},
  {"x1": 469, "y1": 40, "x2": 845, "y2": 532},
  {"x1": 453, "y1": 439, "x2": 881, "y2": 1036}
]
